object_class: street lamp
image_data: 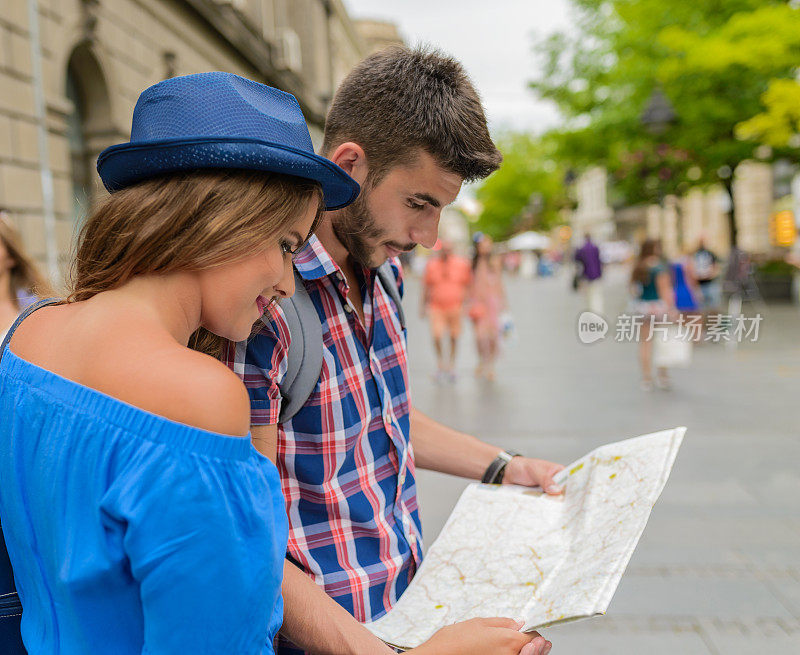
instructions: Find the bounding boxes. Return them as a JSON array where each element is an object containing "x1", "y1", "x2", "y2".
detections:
[
  {"x1": 640, "y1": 87, "x2": 677, "y2": 135},
  {"x1": 640, "y1": 87, "x2": 679, "y2": 252}
]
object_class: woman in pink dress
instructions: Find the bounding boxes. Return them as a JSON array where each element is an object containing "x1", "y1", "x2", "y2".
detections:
[{"x1": 469, "y1": 234, "x2": 507, "y2": 381}]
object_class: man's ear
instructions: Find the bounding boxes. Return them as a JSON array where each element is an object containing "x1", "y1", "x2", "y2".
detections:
[{"x1": 327, "y1": 142, "x2": 369, "y2": 186}]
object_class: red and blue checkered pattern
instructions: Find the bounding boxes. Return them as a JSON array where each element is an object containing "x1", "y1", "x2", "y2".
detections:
[{"x1": 224, "y1": 235, "x2": 422, "y2": 653}]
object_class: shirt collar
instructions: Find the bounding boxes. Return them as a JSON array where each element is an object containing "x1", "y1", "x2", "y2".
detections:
[
  {"x1": 293, "y1": 234, "x2": 377, "y2": 289},
  {"x1": 292, "y1": 234, "x2": 342, "y2": 281}
]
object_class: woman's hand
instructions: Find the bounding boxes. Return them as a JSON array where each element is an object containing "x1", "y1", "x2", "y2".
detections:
[{"x1": 410, "y1": 617, "x2": 552, "y2": 655}]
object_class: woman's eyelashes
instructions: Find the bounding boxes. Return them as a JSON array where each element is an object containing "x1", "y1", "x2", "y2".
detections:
[{"x1": 280, "y1": 239, "x2": 296, "y2": 256}]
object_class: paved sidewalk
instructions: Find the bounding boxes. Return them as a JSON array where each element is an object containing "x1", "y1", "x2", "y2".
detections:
[{"x1": 404, "y1": 265, "x2": 800, "y2": 654}]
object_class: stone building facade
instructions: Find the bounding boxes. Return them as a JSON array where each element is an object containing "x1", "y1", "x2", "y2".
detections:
[
  {"x1": 572, "y1": 162, "x2": 776, "y2": 259},
  {"x1": 570, "y1": 166, "x2": 614, "y2": 243},
  {"x1": 1, "y1": 0, "x2": 378, "y2": 283},
  {"x1": 353, "y1": 18, "x2": 403, "y2": 55}
]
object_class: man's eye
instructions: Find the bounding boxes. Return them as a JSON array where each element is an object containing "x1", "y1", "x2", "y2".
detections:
[{"x1": 408, "y1": 201, "x2": 425, "y2": 210}]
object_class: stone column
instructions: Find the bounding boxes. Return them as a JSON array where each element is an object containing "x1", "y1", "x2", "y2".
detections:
[
  {"x1": 681, "y1": 187, "x2": 705, "y2": 252},
  {"x1": 704, "y1": 185, "x2": 732, "y2": 257},
  {"x1": 572, "y1": 166, "x2": 613, "y2": 243},
  {"x1": 646, "y1": 204, "x2": 661, "y2": 240},
  {"x1": 733, "y1": 161, "x2": 773, "y2": 255},
  {"x1": 661, "y1": 196, "x2": 680, "y2": 259}
]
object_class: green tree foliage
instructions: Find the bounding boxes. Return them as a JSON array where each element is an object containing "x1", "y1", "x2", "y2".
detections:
[
  {"x1": 474, "y1": 132, "x2": 567, "y2": 240},
  {"x1": 658, "y1": 2, "x2": 800, "y2": 164},
  {"x1": 658, "y1": 3, "x2": 800, "y2": 150},
  {"x1": 530, "y1": 0, "x2": 799, "y2": 210},
  {"x1": 737, "y1": 79, "x2": 800, "y2": 147}
]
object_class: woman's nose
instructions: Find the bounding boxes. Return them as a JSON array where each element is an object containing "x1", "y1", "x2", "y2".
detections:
[{"x1": 273, "y1": 257, "x2": 296, "y2": 299}]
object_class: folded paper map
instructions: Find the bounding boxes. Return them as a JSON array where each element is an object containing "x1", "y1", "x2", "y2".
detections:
[{"x1": 366, "y1": 427, "x2": 686, "y2": 651}]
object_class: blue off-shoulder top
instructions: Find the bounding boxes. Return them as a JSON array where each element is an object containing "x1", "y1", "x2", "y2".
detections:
[{"x1": 0, "y1": 345, "x2": 288, "y2": 654}]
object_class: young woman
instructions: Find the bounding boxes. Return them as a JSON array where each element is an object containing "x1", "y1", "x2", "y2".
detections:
[
  {"x1": 0, "y1": 212, "x2": 52, "y2": 341},
  {"x1": 469, "y1": 233, "x2": 508, "y2": 381},
  {"x1": 630, "y1": 239, "x2": 676, "y2": 390},
  {"x1": 0, "y1": 73, "x2": 548, "y2": 655}
]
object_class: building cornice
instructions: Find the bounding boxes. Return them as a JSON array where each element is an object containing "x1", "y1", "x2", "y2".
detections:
[
  {"x1": 323, "y1": 0, "x2": 367, "y2": 55},
  {"x1": 183, "y1": 0, "x2": 327, "y2": 125}
]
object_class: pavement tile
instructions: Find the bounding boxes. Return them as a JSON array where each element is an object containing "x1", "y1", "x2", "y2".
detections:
[
  {"x1": 543, "y1": 630, "x2": 713, "y2": 654},
  {"x1": 698, "y1": 617, "x2": 800, "y2": 655},
  {"x1": 625, "y1": 543, "x2": 746, "y2": 569},
  {"x1": 608, "y1": 574, "x2": 795, "y2": 620},
  {"x1": 545, "y1": 619, "x2": 712, "y2": 654},
  {"x1": 737, "y1": 546, "x2": 800, "y2": 572},
  {"x1": 635, "y1": 515, "x2": 800, "y2": 548},
  {"x1": 763, "y1": 574, "x2": 800, "y2": 619}
]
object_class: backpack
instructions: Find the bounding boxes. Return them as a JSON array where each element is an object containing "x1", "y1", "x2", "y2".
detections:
[{"x1": 277, "y1": 261, "x2": 405, "y2": 423}]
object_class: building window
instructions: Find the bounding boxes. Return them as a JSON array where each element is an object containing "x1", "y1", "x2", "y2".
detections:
[{"x1": 66, "y1": 68, "x2": 91, "y2": 227}]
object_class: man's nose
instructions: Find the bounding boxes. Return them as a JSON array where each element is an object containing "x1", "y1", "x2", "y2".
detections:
[
  {"x1": 274, "y1": 257, "x2": 296, "y2": 299},
  {"x1": 410, "y1": 212, "x2": 440, "y2": 249}
]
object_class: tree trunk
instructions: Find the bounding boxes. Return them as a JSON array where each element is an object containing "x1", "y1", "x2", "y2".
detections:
[{"x1": 722, "y1": 175, "x2": 738, "y2": 248}]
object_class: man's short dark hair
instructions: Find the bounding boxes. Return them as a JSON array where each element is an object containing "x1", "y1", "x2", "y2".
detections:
[{"x1": 322, "y1": 46, "x2": 502, "y2": 183}]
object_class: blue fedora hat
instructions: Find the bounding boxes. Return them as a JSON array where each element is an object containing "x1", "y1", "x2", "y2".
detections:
[{"x1": 96, "y1": 72, "x2": 359, "y2": 210}]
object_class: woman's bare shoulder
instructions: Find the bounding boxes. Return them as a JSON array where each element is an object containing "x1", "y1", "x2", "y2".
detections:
[
  {"x1": 10, "y1": 304, "x2": 251, "y2": 437},
  {"x1": 153, "y1": 348, "x2": 251, "y2": 437}
]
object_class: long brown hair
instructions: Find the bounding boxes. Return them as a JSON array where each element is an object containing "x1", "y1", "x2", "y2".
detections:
[
  {"x1": 631, "y1": 238, "x2": 662, "y2": 285},
  {"x1": 0, "y1": 212, "x2": 54, "y2": 307},
  {"x1": 69, "y1": 170, "x2": 324, "y2": 355}
]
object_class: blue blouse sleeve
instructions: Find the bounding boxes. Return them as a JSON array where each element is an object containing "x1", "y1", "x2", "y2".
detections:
[{"x1": 101, "y1": 442, "x2": 285, "y2": 654}]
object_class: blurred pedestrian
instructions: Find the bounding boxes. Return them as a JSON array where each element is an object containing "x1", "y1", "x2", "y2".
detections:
[
  {"x1": 574, "y1": 232, "x2": 604, "y2": 314},
  {"x1": 0, "y1": 210, "x2": 52, "y2": 342},
  {"x1": 692, "y1": 237, "x2": 722, "y2": 312},
  {"x1": 469, "y1": 233, "x2": 507, "y2": 381},
  {"x1": 671, "y1": 251, "x2": 701, "y2": 315},
  {"x1": 422, "y1": 239, "x2": 472, "y2": 382},
  {"x1": 631, "y1": 239, "x2": 675, "y2": 390}
]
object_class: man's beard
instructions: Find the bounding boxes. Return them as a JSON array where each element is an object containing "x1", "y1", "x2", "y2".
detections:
[
  {"x1": 332, "y1": 192, "x2": 383, "y2": 268},
  {"x1": 331, "y1": 191, "x2": 415, "y2": 269}
]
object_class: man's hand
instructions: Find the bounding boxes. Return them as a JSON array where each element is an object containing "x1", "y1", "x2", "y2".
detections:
[{"x1": 503, "y1": 457, "x2": 565, "y2": 495}]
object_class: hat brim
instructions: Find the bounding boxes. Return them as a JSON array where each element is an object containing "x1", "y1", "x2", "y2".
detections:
[{"x1": 96, "y1": 137, "x2": 360, "y2": 210}]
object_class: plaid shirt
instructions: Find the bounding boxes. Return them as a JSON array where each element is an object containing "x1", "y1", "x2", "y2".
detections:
[{"x1": 224, "y1": 235, "x2": 423, "y2": 650}]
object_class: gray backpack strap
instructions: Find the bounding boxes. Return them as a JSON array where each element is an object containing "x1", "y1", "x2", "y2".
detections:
[
  {"x1": 376, "y1": 262, "x2": 405, "y2": 330},
  {"x1": 0, "y1": 297, "x2": 61, "y2": 364},
  {"x1": 276, "y1": 263, "x2": 403, "y2": 423},
  {"x1": 277, "y1": 269, "x2": 323, "y2": 423}
]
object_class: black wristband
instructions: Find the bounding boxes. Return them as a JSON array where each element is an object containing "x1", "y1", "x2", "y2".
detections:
[{"x1": 481, "y1": 450, "x2": 522, "y2": 484}]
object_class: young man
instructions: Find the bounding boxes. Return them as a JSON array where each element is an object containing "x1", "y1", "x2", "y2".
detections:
[
  {"x1": 421, "y1": 239, "x2": 472, "y2": 382},
  {"x1": 574, "y1": 232, "x2": 604, "y2": 315},
  {"x1": 226, "y1": 47, "x2": 561, "y2": 655},
  {"x1": 692, "y1": 237, "x2": 721, "y2": 312}
]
